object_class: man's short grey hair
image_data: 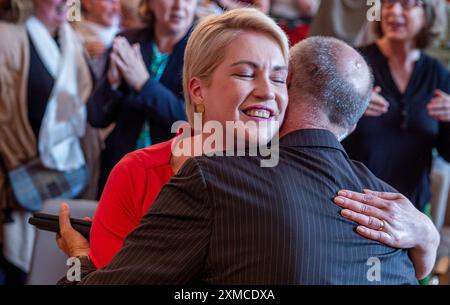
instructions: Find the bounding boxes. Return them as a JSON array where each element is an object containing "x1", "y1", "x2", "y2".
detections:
[{"x1": 289, "y1": 36, "x2": 374, "y2": 131}]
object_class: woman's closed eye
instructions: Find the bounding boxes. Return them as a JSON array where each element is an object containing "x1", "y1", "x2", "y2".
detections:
[
  {"x1": 271, "y1": 77, "x2": 286, "y2": 84},
  {"x1": 270, "y1": 72, "x2": 287, "y2": 84},
  {"x1": 233, "y1": 72, "x2": 254, "y2": 79}
]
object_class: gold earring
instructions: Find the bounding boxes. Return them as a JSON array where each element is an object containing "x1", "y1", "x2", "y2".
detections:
[{"x1": 194, "y1": 103, "x2": 205, "y2": 113}]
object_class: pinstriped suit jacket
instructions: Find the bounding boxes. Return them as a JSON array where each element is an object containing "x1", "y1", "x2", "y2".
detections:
[{"x1": 80, "y1": 129, "x2": 418, "y2": 285}]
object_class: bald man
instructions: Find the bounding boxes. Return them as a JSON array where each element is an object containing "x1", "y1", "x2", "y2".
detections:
[
  {"x1": 58, "y1": 37, "x2": 419, "y2": 285},
  {"x1": 282, "y1": 36, "x2": 373, "y2": 142}
]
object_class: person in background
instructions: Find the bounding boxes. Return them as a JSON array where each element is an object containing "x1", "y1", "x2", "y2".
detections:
[
  {"x1": 72, "y1": 0, "x2": 121, "y2": 80},
  {"x1": 343, "y1": 0, "x2": 450, "y2": 212},
  {"x1": 120, "y1": 0, "x2": 146, "y2": 29},
  {"x1": 426, "y1": 0, "x2": 450, "y2": 66},
  {"x1": 87, "y1": 0, "x2": 197, "y2": 197},
  {"x1": 270, "y1": 0, "x2": 320, "y2": 44},
  {"x1": 308, "y1": 0, "x2": 375, "y2": 47},
  {"x1": 0, "y1": 0, "x2": 100, "y2": 284}
]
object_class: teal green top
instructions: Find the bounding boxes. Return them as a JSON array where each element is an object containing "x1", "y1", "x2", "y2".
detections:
[{"x1": 135, "y1": 43, "x2": 171, "y2": 149}]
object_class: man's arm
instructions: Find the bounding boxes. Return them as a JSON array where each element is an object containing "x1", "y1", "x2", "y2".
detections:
[{"x1": 58, "y1": 158, "x2": 212, "y2": 285}]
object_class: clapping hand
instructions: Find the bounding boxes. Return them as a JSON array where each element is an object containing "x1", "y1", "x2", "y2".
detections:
[
  {"x1": 110, "y1": 36, "x2": 150, "y2": 92},
  {"x1": 427, "y1": 89, "x2": 450, "y2": 122},
  {"x1": 364, "y1": 86, "x2": 390, "y2": 117}
]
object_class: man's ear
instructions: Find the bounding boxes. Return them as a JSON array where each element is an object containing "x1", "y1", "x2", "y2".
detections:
[{"x1": 188, "y1": 77, "x2": 205, "y2": 106}]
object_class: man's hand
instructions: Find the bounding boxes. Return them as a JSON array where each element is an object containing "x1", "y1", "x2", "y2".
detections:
[{"x1": 56, "y1": 203, "x2": 90, "y2": 258}]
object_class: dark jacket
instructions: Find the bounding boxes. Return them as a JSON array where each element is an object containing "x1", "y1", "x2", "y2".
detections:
[
  {"x1": 74, "y1": 129, "x2": 417, "y2": 285},
  {"x1": 87, "y1": 25, "x2": 191, "y2": 196}
]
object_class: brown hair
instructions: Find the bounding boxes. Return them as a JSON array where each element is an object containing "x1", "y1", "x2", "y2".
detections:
[{"x1": 373, "y1": 0, "x2": 447, "y2": 49}]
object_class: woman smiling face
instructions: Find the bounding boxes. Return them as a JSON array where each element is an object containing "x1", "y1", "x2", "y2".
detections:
[
  {"x1": 380, "y1": 1, "x2": 426, "y2": 45},
  {"x1": 189, "y1": 31, "x2": 289, "y2": 147}
]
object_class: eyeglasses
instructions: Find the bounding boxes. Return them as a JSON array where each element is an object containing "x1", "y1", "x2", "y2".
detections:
[{"x1": 381, "y1": 0, "x2": 424, "y2": 9}]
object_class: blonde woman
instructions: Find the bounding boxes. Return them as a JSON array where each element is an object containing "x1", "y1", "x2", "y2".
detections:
[{"x1": 59, "y1": 7, "x2": 290, "y2": 269}]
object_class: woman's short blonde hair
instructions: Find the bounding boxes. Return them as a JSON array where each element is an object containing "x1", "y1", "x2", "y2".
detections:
[
  {"x1": 183, "y1": 8, "x2": 290, "y2": 122},
  {"x1": 374, "y1": 0, "x2": 447, "y2": 49}
]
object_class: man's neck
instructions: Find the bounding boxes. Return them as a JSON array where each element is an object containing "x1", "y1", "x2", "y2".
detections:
[
  {"x1": 280, "y1": 110, "x2": 346, "y2": 141},
  {"x1": 280, "y1": 125, "x2": 344, "y2": 140}
]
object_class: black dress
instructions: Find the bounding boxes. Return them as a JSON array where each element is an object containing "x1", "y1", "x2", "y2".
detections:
[{"x1": 343, "y1": 43, "x2": 450, "y2": 210}]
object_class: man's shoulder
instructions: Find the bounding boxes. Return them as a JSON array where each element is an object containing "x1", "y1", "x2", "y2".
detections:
[
  {"x1": 176, "y1": 155, "x2": 264, "y2": 190},
  {"x1": 350, "y1": 158, "x2": 398, "y2": 193},
  {"x1": 193, "y1": 154, "x2": 263, "y2": 173}
]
